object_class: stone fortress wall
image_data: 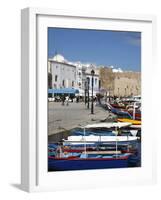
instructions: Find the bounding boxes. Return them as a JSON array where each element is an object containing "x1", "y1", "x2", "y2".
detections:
[{"x1": 99, "y1": 67, "x2": 141, "y2": 97}]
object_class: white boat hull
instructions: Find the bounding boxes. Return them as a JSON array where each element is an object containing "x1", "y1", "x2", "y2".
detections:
[{"x1": 64, "y1": 135, "x2": 138, "y2": 143}]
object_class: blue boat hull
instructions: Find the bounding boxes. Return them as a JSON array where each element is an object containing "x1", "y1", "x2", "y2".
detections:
[{"x1": 48, "y1": 158, "x2": 129, "y2": 171}]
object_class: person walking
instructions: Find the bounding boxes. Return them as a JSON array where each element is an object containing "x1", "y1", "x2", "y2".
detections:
[
  {"x1": 76, "y1": 96, "x2": 79, "y2": 103},
  {"x1": 62, "y1": 95, "x2": 65, "y2": 106},
  {"x1": 65, "y1": 95, "x2": 69, "y2": 106}
]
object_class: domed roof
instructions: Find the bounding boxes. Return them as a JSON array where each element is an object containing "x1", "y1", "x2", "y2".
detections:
[{"x1": 52, "y1": 54, "x2": 67, "y2": 63}]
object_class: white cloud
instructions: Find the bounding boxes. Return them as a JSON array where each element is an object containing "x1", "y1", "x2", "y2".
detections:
[{"x1": 112, "y1": 67, "x2": 123, "y2": 73}]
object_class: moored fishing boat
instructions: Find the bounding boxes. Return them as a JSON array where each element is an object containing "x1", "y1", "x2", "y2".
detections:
[
  {"x1": 117, "y1": 118, "x2": 141, "y2": 125},
  {"x1": 63, "y1": 122, "x2": 138, "y2": 144},
  {"x1": 48, "y1": 151, "x2": 133, "y2": 171},
  {"x1": 128, "y1": 110, "x2": 141, "y2": 120},
  {"x1": 48, "y1": 122, "x2": 140, "y2": 171},
  {"x1": 110, "y1": 103, "x2": 126, "y2": 109},
  {"x1": 64, "y1": 135, "x2": 138, "y2": 145},
  {"x1": 61, "y1": 143, "x2": 138, "y2": 154}
]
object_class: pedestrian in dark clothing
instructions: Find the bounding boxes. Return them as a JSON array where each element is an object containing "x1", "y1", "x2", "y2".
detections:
[
  {"x1": 76, "y1": 96, "x2": 79, "y2": 103},
  {"x1": 62, "y1": 95, "x2": 65, "y2": 106}
]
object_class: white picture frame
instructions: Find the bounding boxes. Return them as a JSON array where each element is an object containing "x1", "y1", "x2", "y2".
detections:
[{"x1": 21, "y1": 7, "x2": 157, "y2": 192}]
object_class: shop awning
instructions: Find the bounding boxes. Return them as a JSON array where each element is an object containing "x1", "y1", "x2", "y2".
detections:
[{"x1": 48, "y1": 88, "x2": 79, "y2": 94}]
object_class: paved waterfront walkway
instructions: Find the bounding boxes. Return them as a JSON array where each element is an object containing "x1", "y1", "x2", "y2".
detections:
[{"x1": 48, "y1": 102, "x2": 113, "y2": 136}]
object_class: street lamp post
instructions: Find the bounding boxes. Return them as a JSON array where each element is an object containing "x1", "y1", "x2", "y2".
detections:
[
  {"x1": 91, "y1": 69, "x2": 95, "y2": 114},
  {"x1": 109, "y1": 87, "x2": 111, "y2": 103},
  {"x1": 105, "y1": 91, "x2": 107, "y2": 102},
  {"x1": 87, "y1": 77, "x2": 90, "y2": 109},
  {"x1": 84, "y1": 81, "x2": 87, "y2": 105}
]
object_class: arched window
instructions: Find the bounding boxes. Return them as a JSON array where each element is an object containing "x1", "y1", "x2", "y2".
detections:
[
  {"x1": 95, "y1": 78, "x2": 97, "y2": 85},
  {"x1": 62, "y1": 80, "x2": 65, "y2": 87},
  {"x1": 55, "y1": 75, "x2": 58, "y2": 82},
  {"x1": 87, "y1": 77, "x2": 90, "y2": 85}
]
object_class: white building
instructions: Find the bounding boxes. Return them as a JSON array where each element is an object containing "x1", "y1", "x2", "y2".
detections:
[
  {"x1": 85, "y1": 65, "x2": 100, "y2": 96},
  {"x1": 74, "y1": 62, "x2": 86, "y2": 96},
  {"x1": 48, "y1": 54, "x2": 76, "y2": 89},
  {"x1": 48, "y1": 54, "x2": 100, "y2": 97}
]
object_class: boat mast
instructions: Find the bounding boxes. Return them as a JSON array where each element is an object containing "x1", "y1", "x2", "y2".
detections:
[
  {"x1": 133, "y1": 102, "x2": 136, "y2": 120},
  {"x1": 83, "y1": 127, "x2": 87, "y2": 158},
  {"x1": 115, "y1": 127, "x2": 118, "y2": 158}
]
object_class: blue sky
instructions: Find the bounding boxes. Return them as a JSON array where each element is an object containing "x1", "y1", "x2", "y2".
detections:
[{"x1": 48, "y1": 28, "x2": 141, "y2": 72}]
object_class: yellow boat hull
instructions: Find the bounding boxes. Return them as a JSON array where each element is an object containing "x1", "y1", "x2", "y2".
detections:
[{"x1": 117, "y1": 118, "x2": 141, "y2": 125}]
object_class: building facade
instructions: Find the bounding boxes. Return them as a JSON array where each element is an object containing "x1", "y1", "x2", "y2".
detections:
[
  {"x1": 113, "y1": 72, "x2": 141, "y2": 96},
  {"x1": 85, "y1": 65, "x2": 100, "y2": 96},
  {"x1": 48, "y1": 55, "x2": 76, "y2": 89},
  {"x1": 48, "y1": 54, "x2": 100, "y2": 97},
  {"x1": 48, "y1": 54, "x2": 141, "y2": 98},
  {"x1": 74, "y1": 62, "x2": 86, "y2": 96},
  {"x1": 99, "y1": 67, "x2": 141, "y2": 97},
  {"x1": 99, "y1": 67, "x2": 114, "y2": 96}
]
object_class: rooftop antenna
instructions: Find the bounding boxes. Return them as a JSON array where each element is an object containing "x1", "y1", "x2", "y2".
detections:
[{"x1": 54, "y1": 50, "x2": 58, "y2": 62}]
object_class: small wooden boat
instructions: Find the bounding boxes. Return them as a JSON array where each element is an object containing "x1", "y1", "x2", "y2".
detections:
[
  {"x1": 48, "y1": 122, "x2": 140, "y2": 171},
  {"x1": 63, "y1": 122, "x2": 138, "y2": 144},
  {"x1": 64, "y1": 135, "x2": 138, "y2": 144},
  {"x1": 110, "y1": 103, "x2": 126, "y2": 109},
  {"x1": 128, "y1": 110, "x2": 141, "y2": 120},
  {"x1": 129, "y1": 125, "x2": 141, "y2": 129},
  {"x1": 48, "y1": 152, "x2": 133, "y2": 171},
  {"x1": 84, "y1": 122, "x2": 132, "y2": 129},
  {"x1": 117, "y1": 118, "x2": 141, "y2": 125}
]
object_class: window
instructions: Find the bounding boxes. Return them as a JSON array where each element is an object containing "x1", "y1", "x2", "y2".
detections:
[
  {"x1": 95, "y1": 78, "x2": 97, "y2": 85},
  {"x1": 48, "y1": 73, "x2": 52, "y2": 88},
  {"x1": 99, "y1": 80, "x2": 101, "y2": 89},
  {"x1": 55, "y1": 75, "x2": 58, "y2": 82},
  {"x1": 54, "y1": 84, "x2": 57, "y2": 88},
  {"x1": 87, "y1": 77, "x2": 90, "y2": 85},
  {"x1": 62, "y1": 80, "x2": 65, "y2": 87}
]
